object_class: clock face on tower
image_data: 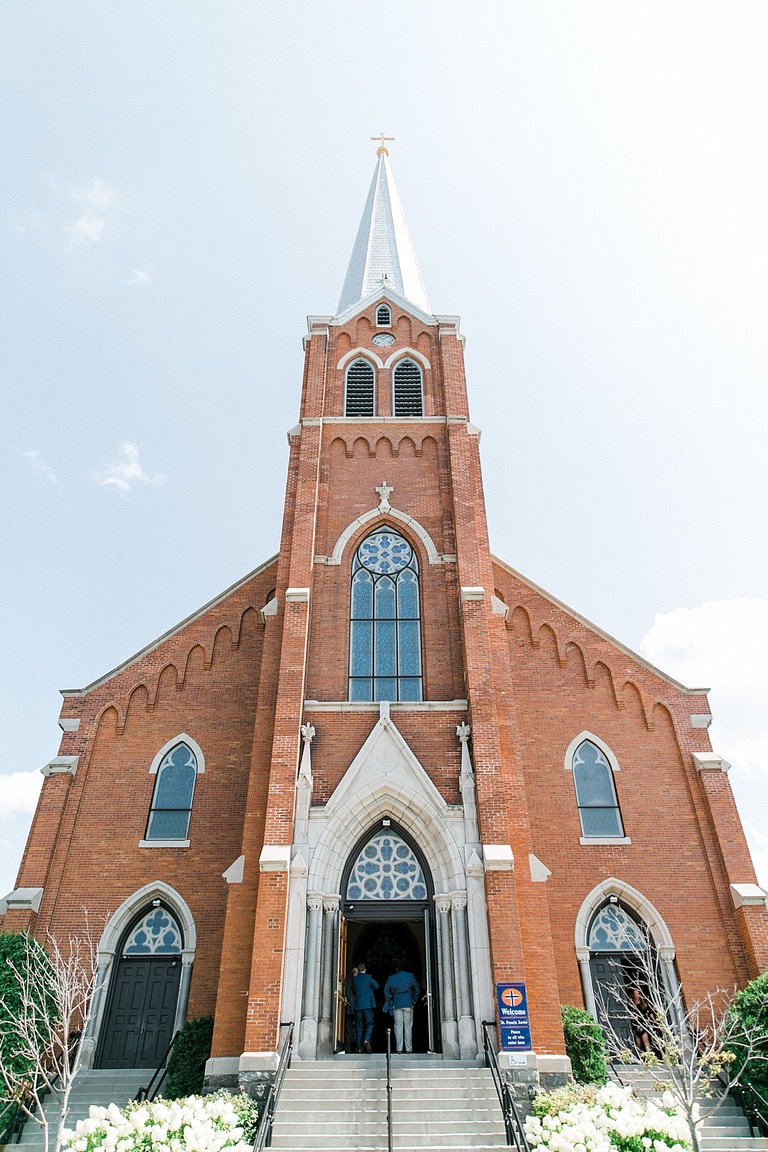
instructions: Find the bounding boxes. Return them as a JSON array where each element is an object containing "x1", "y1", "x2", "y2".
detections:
[{"x1": 372, "y1": 333, "x2": 395, "y2": 347}]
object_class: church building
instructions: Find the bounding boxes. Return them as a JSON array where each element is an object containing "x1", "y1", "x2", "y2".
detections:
[{"x1": 3, "y1": 145, "x2": 767, "y2": 1093}]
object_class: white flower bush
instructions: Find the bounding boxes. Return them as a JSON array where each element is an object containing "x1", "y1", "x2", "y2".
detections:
[
  {"x1": 524, "y1": 1081, "x2": 692, "y2": 1152},
  {"x1": 61, "y1": 1094, "x2": 254, "y2": 1152}
]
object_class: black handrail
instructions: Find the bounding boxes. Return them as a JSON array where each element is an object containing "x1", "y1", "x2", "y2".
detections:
[
  {"x1": 253, "y1": 1022, "x2": 294, "y2": 1152},
  {"x1": 724, "y1": 1077, "x2": 768, "y2": 1140},
  {"x1": 385, "y1": 1027, "x2": 393, "y2": 1152},
  {"x1": 136, "y1": 1030, "x2": 181, "y2": 1102},
  {"x1": 481, "y1": 1021, "x2": 531, "y2": 1152},
  {"x1": 0, "y1": 1098, "x2": 26, "y2": 1145}
]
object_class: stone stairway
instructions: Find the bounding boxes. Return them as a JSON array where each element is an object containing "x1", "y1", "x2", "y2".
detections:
[
  {"x1": 10, "y1": 1069, "x2": 155, "y2": 1152},
  {"x1": 609, "y1": 1064, "x2": 768, "y2": 1152},
  {"x1": 270, "y1": 1055, "x2": 508, "y2": 1151}
]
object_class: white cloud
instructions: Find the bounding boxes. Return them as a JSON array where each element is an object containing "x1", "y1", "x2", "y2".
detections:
[
  {"x1": 641, "y1": 599, "x2": 768, "y2": 887},
  {"x1": 64, "y1": 177, "x2": 117, "y2": 251},
  {"x1": 23, "y1": 449, "x2": 58, "y2": 484},
  {"x1": 0, "y1": 771, "x2": 42, "y2": 899},
  {"x1": 96, "y1": 442, "x2": 163, "y2": 493},
  {"x1": 1, "y1": 769, "x2": 43, "y2": 814},
  {"x1": 125, "y1": 268, "x2": 153, "y2": 287}
]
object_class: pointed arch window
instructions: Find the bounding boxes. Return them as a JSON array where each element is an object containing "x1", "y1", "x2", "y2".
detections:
[
  {"x1": 393, "y1": 359, "x2": 423, "y2": 417},
  {"x1": 572, "y1": 739, "x2": 624, "y2": 838},
  {"x1": 146, "y1": 742, "x2": 198, "y2": 840},
  {"x1": 588, "y1": 903, "x2": 647, "y2": 952},
  {"x1": 123, "y1": 906, "x2": 183, "y2": 955},
  {"x1": 349, "y1": 529, "x2": 422, "y2": 702},
  {"x1": 376, "y1": 304, "x2": 392, "y2": 326},
  {"x1": 346, "y1": 829, "x2": 428, "y2": 901},
  {"x1": 345, "y1": 358, "x2": 375, "y2": 417}
]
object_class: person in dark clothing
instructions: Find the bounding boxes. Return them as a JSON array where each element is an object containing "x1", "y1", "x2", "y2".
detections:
[
  {"x1": 351, "y1": 962, "x2": 379, "y2": 1052},
  {"x1": 384, "y1": 967, "x2": 420, "y2": 1053}
]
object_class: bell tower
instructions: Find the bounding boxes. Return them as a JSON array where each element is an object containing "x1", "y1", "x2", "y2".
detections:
[{"x1": 210, "y1": 142, "x2": 566, "y2": 1086}]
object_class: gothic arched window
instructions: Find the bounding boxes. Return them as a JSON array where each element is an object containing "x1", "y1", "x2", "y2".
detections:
[
  {"x1": 346, "y1": 829, "x2": 428, "y2": 901},
  {"x1": 345, "y1": 358, "x2": 375, "y2": 417},
  {"x1": 349, "y1": 529, "x2": 422, "y2": 702},
  {"x1": 393, "y1": 359, "x2": 423, "y2": 417},
  {"x1": 146, "y1": 742, "x2": 198, "y2": 840},
  {"x1": 376, "y1": 304, "x2": 392, "y2": 326},
  {"x1": 572, "y1": 739, "x2": 624, "y2": 838},
  {"x1": 588, "y1": 903, "x2": 646, "y2": 952},
  {"x1": 123, "y1": 906, "x2": 183, "y2": 956}
]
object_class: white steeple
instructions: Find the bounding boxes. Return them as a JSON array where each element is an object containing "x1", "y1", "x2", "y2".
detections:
[{"x1": 337, "y1": 147, "x2": 431, "y2": 315}]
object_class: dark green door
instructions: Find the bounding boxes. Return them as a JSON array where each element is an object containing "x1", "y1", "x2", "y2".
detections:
[{"x1": 98, "y1": 958, "x2": 181, "y2": 1068}]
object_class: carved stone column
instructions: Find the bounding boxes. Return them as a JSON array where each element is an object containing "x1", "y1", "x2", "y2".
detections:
[
  {"x1": 317, "y1": 895, "x2": 339, "y2": 1058},
  {"x1": 659, "y1": 946, "x2": 685, "y2": 1031},
  {"x1": 436, "y1": 895, "x2": 460, "y2": 1059},
  {"x1": 298, "y1": 893, "x2": 323, "y2": 1059},
  {"x1": 576, "y1": 947, "x2": 597, "y2": 1018},
  {"x1": 451, "y1": 892, "x2": 477, "y2": 1060},
  {"x1": 281, "y1": 723, "x2": 314, "y2": 1039},
  {"x1": 79, "y1": 954, "x2": 113, "y2": 1068}
]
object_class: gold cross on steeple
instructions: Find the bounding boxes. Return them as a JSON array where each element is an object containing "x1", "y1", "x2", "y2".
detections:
[{"x1": 371, "y1": 131, "x2": 395, "y2": 157}]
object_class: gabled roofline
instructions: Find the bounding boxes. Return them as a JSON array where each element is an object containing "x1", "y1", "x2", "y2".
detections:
[
  {"x1": 332, "y1": 286, "x2": 438, "y2": 329},
  {"x1": 491, "y1": 554, "x2": 709, "y2": 697},
  {"x1": 61, "y1": 554, "x2": 279, "y2": 698}
]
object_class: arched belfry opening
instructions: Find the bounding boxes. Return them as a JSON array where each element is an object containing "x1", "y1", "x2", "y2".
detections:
[{"x1": 339, "y1": 822, "x2": 439, "y2": 1054}]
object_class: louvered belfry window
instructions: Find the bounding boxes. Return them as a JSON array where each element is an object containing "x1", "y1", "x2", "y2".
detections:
[
  {"x1": 376, "y1": 304, "x2": 391, "y2": 326},
  {"x1": 345, "y1": 358, "x2": 375, "y2": 417},
  {"x1": 393, "y1": 359, "x2": 423, "y2": 417}
]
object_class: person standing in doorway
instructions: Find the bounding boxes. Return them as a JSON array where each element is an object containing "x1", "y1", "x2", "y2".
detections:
[
  {"x1": 384, "y1": 966, "x2": 420, "y2": 1054},
  {"x1": 351, "y1": 962, "x2": 379, "y2": 1053},
  {"x1": 344, "y1": 966, "x2": 358, "y2": 1052}
]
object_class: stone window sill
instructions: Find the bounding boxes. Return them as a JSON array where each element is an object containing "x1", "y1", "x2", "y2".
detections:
[
  {"x1": 579, "y1": 836, "x2": 631, "y2": 846},
  {"x1": 139, "y1": 839, "x2": 190, "y2": 849}
]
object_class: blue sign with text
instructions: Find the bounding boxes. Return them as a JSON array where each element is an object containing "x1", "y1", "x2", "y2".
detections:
[{"x1": 496, "y1": 982, "x2": 532, "y2": 1051}]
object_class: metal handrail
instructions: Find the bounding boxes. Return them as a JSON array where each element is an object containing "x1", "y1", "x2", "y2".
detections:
[
  {"x1": 253, "y1": 1022, "x2": 294, "y2": 1152},
  {"x1": 136, "y1": 1030, "x2": 181, "y2": 1102},
  {"x1": 385, "y1": 1027, "x2": 393, "y2": 1152},
  {"x1": 481, "y1": 1021, "x2": 531, "y2": 1152},
  {"x1": 722, "y1": 1076, "x2": 768, "y2": 1140}
]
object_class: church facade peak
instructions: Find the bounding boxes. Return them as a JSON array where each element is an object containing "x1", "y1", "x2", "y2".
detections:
[{"x1": 337, "y1": 151, "x2": 431, "y2": 316}]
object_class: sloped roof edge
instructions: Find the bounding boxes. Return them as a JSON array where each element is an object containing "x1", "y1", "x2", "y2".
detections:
[{"x1": 61, "y1": 554, "x2": 279, "y2": 698}]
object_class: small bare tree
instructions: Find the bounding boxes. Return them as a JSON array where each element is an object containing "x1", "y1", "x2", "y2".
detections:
[
  {"x1": 597, "y1": 945, "x2": 768, "y2": 1152},
  {"x1": 0, "y1": 927, "x2": 101, "y2": 1152}
]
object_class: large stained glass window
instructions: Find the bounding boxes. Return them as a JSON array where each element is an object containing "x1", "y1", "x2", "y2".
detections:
[
  {"x1": 346, "y1": 830, "x2": 428, "y2": 901},
  {"x1": 146, "y1": 743, "x2": 198, "y2": 840},
  {"x1": 123, "y1": 906, "x2": 182, "y2": 955},
  {"x1": 588, "y1": 903, "x2": 646, "y2": 952},
  {"x1": 348, "y1": 530, "x2": 422, "y2": 702},
  {"x1": 572, "y1": 739, "x2": 624, "y2": 838}
]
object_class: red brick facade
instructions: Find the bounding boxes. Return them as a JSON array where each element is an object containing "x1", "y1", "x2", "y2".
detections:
[{"x1": 4, "y1": 210, "x2": 767, "y2": 1076}]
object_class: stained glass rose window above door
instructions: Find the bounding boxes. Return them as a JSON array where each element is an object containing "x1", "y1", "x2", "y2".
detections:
[{"x1": 346, "y1": 830, "x2": 427, "y2": 901}]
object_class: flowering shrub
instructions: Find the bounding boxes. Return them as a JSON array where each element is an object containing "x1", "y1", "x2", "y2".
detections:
[
  {"x1": 525, "y1": 1080, "x2": 692, "y2": 1152},
  {"x1": 61, "y1": 1092, "x2": 258, "y2": 1152}
]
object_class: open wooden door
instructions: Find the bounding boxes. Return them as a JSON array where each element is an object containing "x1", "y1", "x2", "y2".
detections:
[{"x1": 335, "y1": 914, "x2": 348, "y2": 1051}]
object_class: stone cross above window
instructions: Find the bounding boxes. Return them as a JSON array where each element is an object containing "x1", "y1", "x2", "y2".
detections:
[{"x1": 375, "y1": 481, "x2": 394, "y2": 512}]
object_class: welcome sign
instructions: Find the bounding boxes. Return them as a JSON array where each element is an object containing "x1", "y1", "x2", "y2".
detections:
[{"x1": 496, "y1": 981, "x2": 532, "y2": 1051}]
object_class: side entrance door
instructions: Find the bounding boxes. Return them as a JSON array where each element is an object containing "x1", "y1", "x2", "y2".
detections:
[
  {"x1": 590, "y1": 954, "x2": 633, "y2": 1049},
  {"x1": 98, "y1": 957, "x2": 181, "y2": 1068}
]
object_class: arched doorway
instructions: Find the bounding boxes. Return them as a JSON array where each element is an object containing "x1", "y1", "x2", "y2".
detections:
[
  {"x1": 96, "y1": 905, "x2": 183, "y2": 1068},
  {"x1": 588, "y1": 900, "x2": 657, "y2": 1052},
  {"x1": 339, "y1": 822, "x2": 439, "y2": 1053}
]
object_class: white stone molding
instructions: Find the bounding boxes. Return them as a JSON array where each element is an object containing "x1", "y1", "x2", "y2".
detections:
[
  {"x1": 690, "y1": 714, "x2": 713, "y2": 728},
  {"x1": 58, "y1": 718, "x2": 80, "y2": 732},
  {"x1": 460, "y1": 587, "x2": 485, "y2": 601},
  {"x1": 287, "y1": 424, "x2": 301, "y2": 442},
  {"x1": 260, "y1": 597, "x2": 278, "y2": 621},
  {"x1": 529, "y1": 854, "x2": 552, "y2": 882},
  {"x1": 563, "y1": 731, "x2": 620, "y2": 775},
  {"x1": 304, "y1": 699, "x2": 468, "y2": 712},
  {"x1": 139, "y1": 839, "x2": 190, "y2": 849},
  {"x1": 285, "y1": 588, "x2": 310, "y2": 603},
  {"x1": 222, "y1": 855, "x2": 245, "y2": 884},
  {"x1": 149, "y1": 734, "x2": 206, "y2": 776},
  {"x1": 280, "y1": 851, "x2": 309, "y2": 1045},
  {"x1": 693, "y1": 751, "x2": 731, "y2": 773},
  {"x1": 483, "y1": 845, "x2": 514, "y2": 871},
  {"x1": 319, "y1": 504, "x2": 448, "y2": 567},
  {"x1": 0, "y1": 887, "x2": 44, "y2": 914},
  {"x1": 579, "y1": 836, "x2": 631, "y2": 846},
  {"x1": 375, "y1": 480, "x2": 394, "y2": 511},
  {"x1": 490, "y1": 595, "x2": 508, "y2": 619},
  {"x1": 259, "y1": 845, "x2": 291, "y2": 872},
  {"x1": 81, "y1": 881, "x2": 196, "y2": 1069},
  {"x1": 336, "y1": 347, "x2": 385, "y2": 371},
  {"x1": 466, "y1": 849, "x2": 484, "y2": 877},
  {"x1": 575, "y1": 878, "x2": 675, "y2": 969},
  {"x1": 41, "y1": 756, "x2": 78, "y2": 777},
  {"x1": 731, "y1": 883, "x2": 768, "y2": 909},
  {"x1": 383, "y1": 347, "x2": 431, "y2": 371},
  {"x1": 467, "y1": 423, "x2": 482, "y2": 440}
]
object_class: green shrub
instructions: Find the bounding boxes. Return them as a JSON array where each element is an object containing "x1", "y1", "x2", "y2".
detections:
[
  {"x1": 163, "y1": 1016, "x2": 214, "y2": 1099},
  {"x1": 561, "y1": 1003, "x2": 608, "y2": 1084},
  {"x1": 729, "y1": 972, "x2": 768, "y2": 1098},
  {"x1": 0, "y1": 932, "x2": 56, "y2": 1104},
  {"x1": 531, "y1": 1081, "x2": 599, "y2": 1117},
  {"x1": 197, "y1": 1090, "x2": 260, "y2": 1141}
]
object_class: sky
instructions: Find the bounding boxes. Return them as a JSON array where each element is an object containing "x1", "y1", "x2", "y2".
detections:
[{"x1": 1, "y1": 2, "x2": 767, "y2": 899}]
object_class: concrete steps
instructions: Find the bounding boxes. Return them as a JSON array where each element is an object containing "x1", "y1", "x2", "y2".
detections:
[
  {"x1": 10, "y1": 1069, "x2": 155, "y2": 1152},
  {"x1": 609, "y1": 1063, "x2": 768, "y2": 1152},
  {"x1": 270, "y1": 1056, "x2": 507, "y2": 1150}
]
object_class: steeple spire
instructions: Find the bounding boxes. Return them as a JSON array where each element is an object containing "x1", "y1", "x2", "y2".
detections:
[{"x1": 337, "y1": 147, "x2": 431, "y2": 315}]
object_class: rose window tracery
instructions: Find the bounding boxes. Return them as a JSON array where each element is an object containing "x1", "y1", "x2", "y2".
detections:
[{"x1": 346, "y1": 830, "x2": 427, "y2": 901}]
